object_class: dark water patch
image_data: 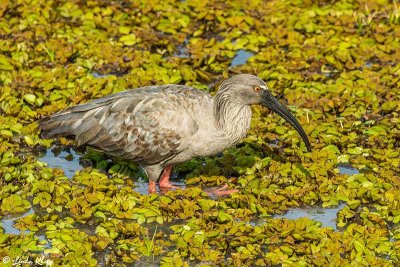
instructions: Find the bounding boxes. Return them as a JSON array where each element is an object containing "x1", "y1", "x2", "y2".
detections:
[
  {"x1": 230, "y1": 50, "x2": 254, "y2": 68},
  {"x1": 38, "y1": 235, "x2": 50, "y2": 248},
  {"x1": 133, "y1": 256, "x2": 163, "y2": 267},
  {"x1": 94, "y1": 249, "x2": 114, "y2": 267},
  {"x1": 174, "y1": 38, "x2": 189, "y2": 58},
  {"x1": 91, "y1": 71, "x2": 122, "y2": 78},
  {"x1": 268, "y1": 139, "x2": 280, "y2": 148},
  {"x1": 92, "y1": 72, "x2": 111, "y2": 78},
  {"x1": 38, "y1": 146, "x2": 84, "y2": 179},
  {"x1": 134, "y1": 177, "x2": 152, "y2": 195},
  {"x1": 1, "y1": 209, "x2": 52, "y2": 251},
  {"x1": 389, "y1": 235, "x2": 397, "y2": 243},
  {"x1": 146, "y1": 219, "x2": 184, "y2": 237},
  {"x1": 274, "y1": 203, "x2": 346, "y2": 230},
  {"x1": 91, "y1": 68, "x2": 128, "y2": 78},
  {"x1": 37, "y1": 230, "x2": 51, "y2": 249},
  {"x1": 338, "y1": 164, "x2": 359, "y2": 175},
  {"x1": 1, "y1": 208, "x2": 35, "y2": 235},
  {"x1": 1, "y1": 208, "x2": 50, "y2": 249},
  {"x1": 363, "y1": 61, "x2": 373, "y2": 68},
  {"x1": 37, "y1": 146, "x2": 186, "y2": 194},
  {"x1": 322, "y1": 71, "x2": 339, "y2": 78},
  {"x1": 251, "y1": 203, "x2": 345, "y2": 230},
  {"x1": 73, "y1": 222, "x2": 97, "y2": 236},
  {"x1": 134, "y1": 174, "x2": 186, "y2": 195}
]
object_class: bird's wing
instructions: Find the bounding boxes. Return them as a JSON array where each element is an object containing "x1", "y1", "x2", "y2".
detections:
[{"x1": 39, "y1": 85, "x2": 208, "y2": 165}]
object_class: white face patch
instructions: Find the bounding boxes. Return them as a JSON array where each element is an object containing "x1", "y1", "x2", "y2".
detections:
[{"x1": 260, "y1": 85, "x2": 267, "y2": 90}]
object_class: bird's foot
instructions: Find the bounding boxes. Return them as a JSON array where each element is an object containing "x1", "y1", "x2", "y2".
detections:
[
  {"x1": 159, "y1": 181, "x2": 181, "y2": 191},
  {"x1": 206, "y1": 184, "x2": 238, "y2": 197},
  {"x1": 158, "y1": 165, "x2": 181, "y2": 192},
  {"x1": 148, "y1": 180, "x2": 181, "y2": 194}
]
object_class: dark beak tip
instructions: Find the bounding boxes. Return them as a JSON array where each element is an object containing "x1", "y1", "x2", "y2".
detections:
[
  {"x1": 265, "y1": 94, "x2": 312, "y2": 153},
  {"x1": 303, "y1": 137, "x2": 312, "y2": 152}
]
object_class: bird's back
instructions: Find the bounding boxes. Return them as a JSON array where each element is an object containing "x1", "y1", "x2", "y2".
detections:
[{"x1": 39, "y1": 85, "x2": 212, "y2": 165}]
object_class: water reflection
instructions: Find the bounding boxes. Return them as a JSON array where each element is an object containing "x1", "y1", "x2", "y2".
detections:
[
  {"x1": 38, "y1": 146, "x2": 83, "y2": 179},
  {"x1": 230, "y1": 50, "x2": 254, "y2": 67},
  {"x1": 274, "y1": 203, "x2": 346, "y2": 230},
  {"x1": 1, "y1": 208, "x2": 34, "y2": 235},
  {"x1": 338, "y1": 164, "x2": 359, "y2": 175},
  {"x1": 251, "y1": 203, "x2": 346, "y2": 230}
]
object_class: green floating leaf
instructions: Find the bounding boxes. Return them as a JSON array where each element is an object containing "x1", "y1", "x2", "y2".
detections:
[
  {"x1": 364, "y1": 126, "x2": 387, "y2": 136},
  {"x1": 353, "y1": 240, "x2": 365, "y2": 253},
  {"x1": 120, "y1": 34, "x2": 137, "y2": 46},
  {"x1": 23, "y1": 94, "x2": 37, "y2": 104},
  {"x1": 217, "y1": 211, "x2": 232, "y2": 223}
]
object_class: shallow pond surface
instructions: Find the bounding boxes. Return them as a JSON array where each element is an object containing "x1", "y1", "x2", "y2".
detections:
[
  {"x1": 0, "y1": 208, "x2": 50, "y2": 248},
  {"x1": 251, "y1": 203, "x2": 346, "y2": 230},
  {"x1": 133, "y1": 258, "x2": 161, "y2": 267},
  {"x1": 1, "y1": 208, "x2": 34, "y2": 235},
  {"x1": 273, "y1": 203, "x2": 346, "y2": 230},
  {"x1": 92, "y1": 72, "x2": 112, "y2": 78},
  {"x1": 38, "y1": 146, "x2": 186, "y2": 194},
  {"x1": 174, "y1": 38, "x2": 189, "y2": 58},
  {"x1": 37, "y1": 145, "x2": 346, "y2": 229},
  {"x1": 134, "y1": 176, "x2": 187, "y2": 195},
  {"x1": 38, "y1": 146, "x2": 83, "y2": 179},
  {"x1": 338, "y1": 164, "x2": 360, "y2": 175},
  {"x1": 230, "y1": 50, "x2": 254, "y2": 67}
]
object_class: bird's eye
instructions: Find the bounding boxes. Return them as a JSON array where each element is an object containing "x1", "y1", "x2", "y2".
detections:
[{"x1": 254, "y1": 86, "x2": 261, "y2": 93}]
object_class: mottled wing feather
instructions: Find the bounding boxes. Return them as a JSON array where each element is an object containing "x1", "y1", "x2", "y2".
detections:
[{"x1": 39, "y1": 85, "x2": 206, "y2": 165}]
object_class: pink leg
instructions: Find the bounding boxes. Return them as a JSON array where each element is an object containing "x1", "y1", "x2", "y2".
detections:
[
  {"x1": 148, "y1": 180, "x2": 157, "y2": 194},
  {"x1": 206, "y1": 184, "x2": 239, "y2": 197},
  {"x1": 159, "y1": 165, "x2": 179, "y2": 190}
]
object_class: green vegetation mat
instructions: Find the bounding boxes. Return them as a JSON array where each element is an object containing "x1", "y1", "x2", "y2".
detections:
[{"x1": 0, "y1": 0, "x2": 399, "y2": 266}]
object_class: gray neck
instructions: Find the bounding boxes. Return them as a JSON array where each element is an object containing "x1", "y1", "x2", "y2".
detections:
[{"x1": 213, "y1": 93, "x2": 252, "y2": 144}]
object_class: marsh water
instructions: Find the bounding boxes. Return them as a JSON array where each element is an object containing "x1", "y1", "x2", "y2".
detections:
[
  {"x1": 1, "y1": 208, "x2": 50, "y2": 249},
  {"x1": 2, "y1": 146, "x2": 360, "y2": 235},
  {"x1": 36, "y1": 146, "x2": 186, "y2": 194},
  {"x1": 0, "y1": 147, "x2": 360, "y2": 262},
  {"x1": 38, "y1": 146, "x2": 83, "y2": 179},
  {"x1": 1, "y1": 208, "x2": 34, "y2": 235},
  {"x1": 274, "y1": 203, "x2": 346, "y2": 230},
  {"x1": 230, "y1": 50, "x2": 254, "y2": 68},
  {"x1": 338, "y1": 163, "x2": 360, "y2": 175}
]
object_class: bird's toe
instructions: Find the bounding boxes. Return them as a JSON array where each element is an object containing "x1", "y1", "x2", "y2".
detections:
[
  {"x1": 159, "y1": 181, "x2": 180, "y2": 190},
  {"x1": 205, "y1": 184, "x2": 238, "y2": 197}
]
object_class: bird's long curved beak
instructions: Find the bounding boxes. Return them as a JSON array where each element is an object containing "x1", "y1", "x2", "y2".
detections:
[{"x1": 261, "y1": 91, "x2": 311, "y2": 151}]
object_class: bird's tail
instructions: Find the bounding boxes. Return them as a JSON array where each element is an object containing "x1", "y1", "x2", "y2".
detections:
[
  {"x1": 38, "y1": 91, "x2": 126, "y2": 144},
  {"x1": 38, "y1": 99, "x2": 110, "y2": 146},
  {"x1": 38, "y1": 108, "x2": 83, "y2": 139}
]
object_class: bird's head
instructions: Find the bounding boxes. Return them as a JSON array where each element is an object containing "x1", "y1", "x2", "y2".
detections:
[{"x1": 217, "y1": 74, "x2": 311, "y2": 151}]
